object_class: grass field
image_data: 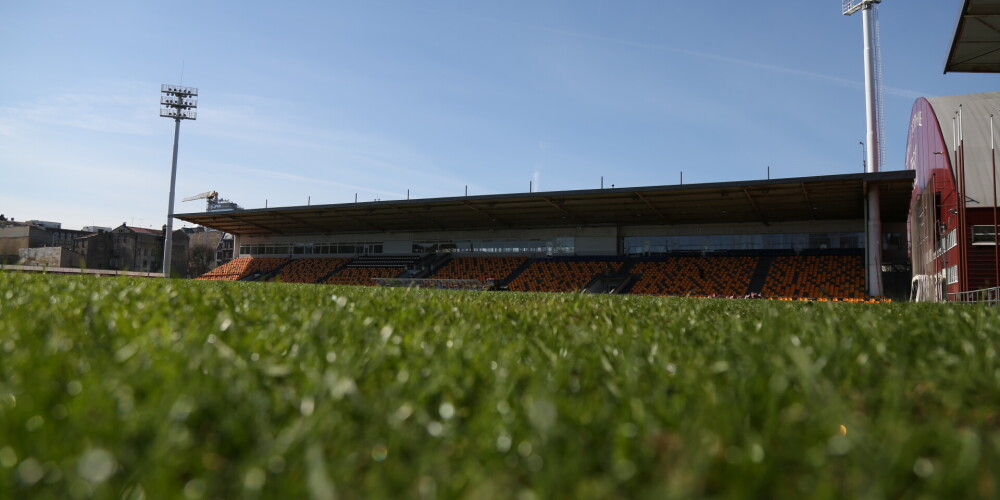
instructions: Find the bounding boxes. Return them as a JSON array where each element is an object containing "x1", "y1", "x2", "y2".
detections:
[{"x1": 1, "y1": 272, "x2": 999, "y2": 499}]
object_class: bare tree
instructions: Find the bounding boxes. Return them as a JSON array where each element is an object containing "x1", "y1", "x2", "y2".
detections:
[{"x1": 187, "y1": 245, "x2": 215, "y2": 278}]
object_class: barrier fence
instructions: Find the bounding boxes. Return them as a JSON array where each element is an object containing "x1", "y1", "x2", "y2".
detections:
[
  {"x1": 374, "y1": 278, "x2": 486, "y2": 290},
  {"x1": 948, "y1": 286, "x2": 1000, "y2": 306},
  {"x1": 0, "y1": 264, "x2": 165, "y2": 278}
]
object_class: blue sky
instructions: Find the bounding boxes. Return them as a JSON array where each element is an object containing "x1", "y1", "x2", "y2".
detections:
[{"x1": 1, "y1": 0, "x2": 996, "y2": 231}]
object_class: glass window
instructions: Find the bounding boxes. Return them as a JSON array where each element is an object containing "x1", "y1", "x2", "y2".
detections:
[
  {"x1": 881, "y1": 232, "x2": 903, "y2": 251},
  {"x1": 946, "y1": 265, "x2": 959, "y2": 285},
  {"x1": 972, "y1": 226, "x2": 998, "y2": 246},
  {"x1": 622, "y1": 232, "x2": 863, "y2": 253},
  {"x1": 939, "y1": 229, "x2": 957, "y2": 254}
]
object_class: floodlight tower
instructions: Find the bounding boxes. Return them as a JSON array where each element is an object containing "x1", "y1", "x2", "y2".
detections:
[
  {"x1": 843, "y1": 0, "x2": 884, "y2": 297},
  {"x1": 159, "y1": 84, "x2": 198, "y2": 278}
]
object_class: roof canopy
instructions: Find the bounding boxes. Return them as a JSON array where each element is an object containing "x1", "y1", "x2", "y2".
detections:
[
  {"x1": 945, "y1": 0, "x2": 1000, "y2": 73},
  {"x1": 176, "y1": 172, "x2": 914, "y2": 237}
]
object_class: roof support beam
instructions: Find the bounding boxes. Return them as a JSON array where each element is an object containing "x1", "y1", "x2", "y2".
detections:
[
  {"x1": 800, "y1": 183, "x2": 818, "y2": 211},
  {"x1": 541, "y1": 197, "x2": 587, "y2": 225},
  {"x1": 340, "y1": 213, "x2": 385, "y2": 232},
  {"x1": 460, "y1": 201, "x2": 511, "y2": 227},
  {"x1": 226, "y1": 216, "x2": 282, "y2": 235},
  {"x1": 390, "y1": 205, "x2": 437, "y2": 227},
  {"x1": 743, "y1": 188, "x2": 769, "y2": 226},
  {"x1": 634, "y1": 192, "x2": 672, "y2": 224},
  {"x1": 273, "y1": 212, "x2": 312, "y2": 229}
]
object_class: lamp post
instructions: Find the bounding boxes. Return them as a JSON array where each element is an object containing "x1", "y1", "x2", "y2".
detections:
[{"x1": 160, "y1": 84, "x2": 198, "y2": 277}]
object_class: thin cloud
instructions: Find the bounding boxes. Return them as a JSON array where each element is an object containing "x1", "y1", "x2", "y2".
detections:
[
  {"x1": 0, "y1": 93, "x2": 158, "y2": 136},
  {"x1": 215, "y1": 162, "x2": 406, "y2": 199},
  {"x1": 543, "y1": 28, "x2": 927, "y2": 100},
  {"x1": 197, "y1": 94, "x2": 483, "y2": 197}
]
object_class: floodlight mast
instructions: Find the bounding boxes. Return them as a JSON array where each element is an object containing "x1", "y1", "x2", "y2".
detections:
[
  {"x1": 159, "y1": 84, "x2": 198, "y2": 278},
  {"x1": 843, "y1": 0, "x2": 884, "y2": 297}
]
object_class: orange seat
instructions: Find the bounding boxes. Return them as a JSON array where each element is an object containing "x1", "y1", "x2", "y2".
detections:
[
  {"x1": 507, "y1": 260, "x2": 623, "y2": 292},
  {"x1": 630, "y1": 256, "x2": 757, "y2": 297}
]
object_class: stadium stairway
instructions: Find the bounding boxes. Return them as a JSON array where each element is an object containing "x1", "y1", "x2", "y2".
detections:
[
  {"x1": 611, "y1": 273, "x2": 641, "y2": 294},
  {"x1": 584, "y1": 259, "x2": 638, "y2": 294},
  {"x1": 315, "y1": 261, "x2": 352, "y2": 284},
  {"x1": 747, "y1": 254, "x2": 777, "y2": 295},
  {"x1": 239, "y1": 259, "x2": 290, "y2": 282},
  {"x1": 408, "y1": 253, "x2": 452, "y2": 278},
  {"x1": 495, "y1": 258, "x2": 536, "y2": 289},
  {"x1": 613, "y1": 259, "x2": 641, "y2": 294}
]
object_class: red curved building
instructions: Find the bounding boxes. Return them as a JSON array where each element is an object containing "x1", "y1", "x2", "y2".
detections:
[{"x1": 907, "y1": 91, "x2": 1000, "y2": 299}]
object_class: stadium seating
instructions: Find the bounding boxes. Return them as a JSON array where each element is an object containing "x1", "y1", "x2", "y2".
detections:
[
  {"x1": 507, "y1": 258, "x2": 624, "y2": 292},
  {"x1": 194, "y1": 253, "x2": 882, "y2": 301},
  {"x1": 430, "y1": 256, "x2": 527, "y2": 283},
  {"x1": 325, "y1": 266, "x2": 405, "y2": 286},
  {"x1": 196, "y1": 257, "x2": 287, "y2": 281},
  {"x1": 323, "y1": 255, "x2": 421, "y2": 286},
  {"x1": 630, "y1": 256, "x2": 758, "y2": 297},
  {"x1": 761, "y1": 254, "x2": 867, "y2": 299},
  {"x1": 270, "y1": 258, "x2": 350, "y2": 284}
]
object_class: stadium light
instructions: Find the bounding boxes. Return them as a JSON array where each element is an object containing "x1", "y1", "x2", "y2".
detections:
[
  {"x1": 160, "y1": 84, "x2": 198, "y2": 278},
  {"x1": 843, "y1": 0, "x2": 885, "y2": 297}
]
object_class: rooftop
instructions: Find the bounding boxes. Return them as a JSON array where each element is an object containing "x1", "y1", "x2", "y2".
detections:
[{"x1": 176, "y1": 171, "x2": 915, "y2": 237}]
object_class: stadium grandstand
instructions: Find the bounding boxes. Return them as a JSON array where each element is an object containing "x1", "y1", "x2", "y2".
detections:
[
  {"x1": 181, "y1": 0, "x2": 1000, "y2": 303},
  {"x1": 178, "y1": 171, "x2": 914, "y2": 301}
]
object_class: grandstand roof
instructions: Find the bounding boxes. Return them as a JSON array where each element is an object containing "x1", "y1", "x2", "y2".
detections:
[
  {"x1": 175, "y1": 171, "x2": 915, "y2": 236},
  {"x1": 945, "y1": 0, "x2": 1000, "y2": 73}
]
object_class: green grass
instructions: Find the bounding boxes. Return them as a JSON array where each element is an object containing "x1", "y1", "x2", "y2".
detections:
[{"x1": 1, "y1": 272, "x2": 999, "y2": 499}]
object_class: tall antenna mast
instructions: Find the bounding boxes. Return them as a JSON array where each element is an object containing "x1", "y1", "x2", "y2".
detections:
[{"x1": 843, "y1": 0, "x2": 884, "y2": 297}]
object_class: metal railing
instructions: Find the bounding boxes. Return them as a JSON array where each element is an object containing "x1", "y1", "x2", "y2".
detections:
[
  {"x1": 374, "y1": 278, "x2": 486, "y2": 290},
  {"x1": 0, "y1": 264, "x2": 165, "y2": 278},
  {"x1": 949, "y1": 286, "x2": 1000, "y2": 305}
]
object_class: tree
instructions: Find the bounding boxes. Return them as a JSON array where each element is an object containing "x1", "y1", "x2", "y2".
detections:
[{"x1": 187, "y1": 244, "x2": 215, "y2": 278}]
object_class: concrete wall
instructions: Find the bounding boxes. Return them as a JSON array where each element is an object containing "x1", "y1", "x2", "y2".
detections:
[
  {"x1": 0, "y1": 226, "x2": 30, "y2": 262},
  {"x1": 575, "y1": 236, "x2": 617, "y2": 255},
  {"x1": 169, "y1": 230, "x2": 189, "y2": 278},
  {"x1": 81, "y1": 228, "x2": 164, "y2": 273},
  {"x1": 18, "y1": 247, "x2": 86, "y2": 268},
  {"x1": 1, "y1": 225, "x2": 90, "y2": 263}
]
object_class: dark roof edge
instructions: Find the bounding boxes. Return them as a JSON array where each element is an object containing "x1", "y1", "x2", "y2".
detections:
[
  {"x1": 944, "y1": 0, "x2": 972, "y2": 74},
  {"x1": 175, "y1": 170, "x2": 915, "y2": 219}
]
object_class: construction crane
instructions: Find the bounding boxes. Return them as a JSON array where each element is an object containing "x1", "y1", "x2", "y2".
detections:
[
  {"x1": 182, "y1": 191, "x2": 242, "y2": 212},
  {"x1": 183, "y1": 190, "x2": 217, "y2": 203}
]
